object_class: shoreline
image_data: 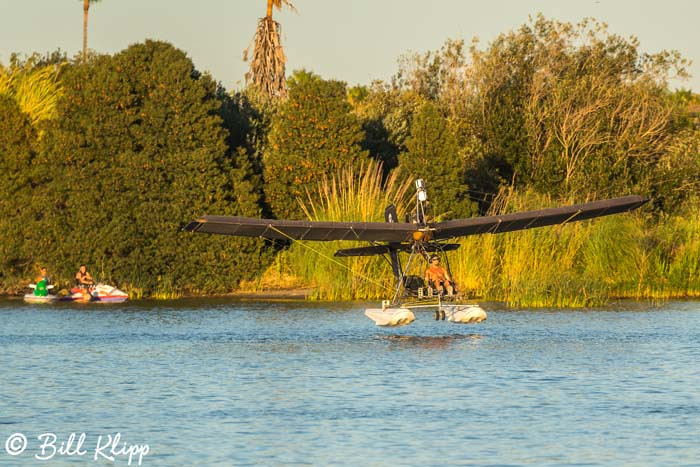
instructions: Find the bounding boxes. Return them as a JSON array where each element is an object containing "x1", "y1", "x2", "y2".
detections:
[
  {"x1": 227, "y1": 288, "x2": 313, "y2": 300},
  {"x1": 1, "y1": 287, "x2": 316, "y2": 301},
  {"x1": 5, "y1": 288, "x2": 700, "y2": 306}
]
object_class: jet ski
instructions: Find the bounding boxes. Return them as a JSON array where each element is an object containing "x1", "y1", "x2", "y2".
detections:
[
  {"x1": 24, "y1": 281, "x2": 59, "y2": 303},
  {"x1": 66, "y1": 283, "x2": 129, "y2": 303}
]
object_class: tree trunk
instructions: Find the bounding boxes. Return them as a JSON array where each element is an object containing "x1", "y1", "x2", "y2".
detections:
[
  {"x1": 83, "y1": 0, "x2": 89, "y2": 62},
  {"x1": 266, "y1": 0, "x2": 273, "y2": 19}
]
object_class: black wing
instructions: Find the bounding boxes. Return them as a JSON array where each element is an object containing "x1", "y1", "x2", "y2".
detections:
[
  {"x1": 432, "y1": 195, "x2": 648, "y2": 240},
  {"x1": 184, "y1": 195, "x2": 648, "y2": 242},
  {"x1": 183, "y1": 216, "x2": 417, "y2": 242},
  {"x1": 333, "y1": 243, "x2": 461, "y2": 257}
]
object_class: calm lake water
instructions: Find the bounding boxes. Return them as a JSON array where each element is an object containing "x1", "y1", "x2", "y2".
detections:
[{"x1": 1, "y1": 298, "x2": 699, "y2": 466}]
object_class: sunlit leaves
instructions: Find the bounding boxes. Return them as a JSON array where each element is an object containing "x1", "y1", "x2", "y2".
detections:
[{"x1": 0, "y1": 62, "x2": 63, "y2": 129}]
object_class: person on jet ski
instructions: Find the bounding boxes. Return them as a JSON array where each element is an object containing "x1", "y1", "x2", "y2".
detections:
[
  {"x1": 75, "y1": 265, "x2": 95, "y2": 289},
  {"x1": 36, "y1": 266, "x2": 49, "y2": 283},
  {"x1": 34, "y1": 267, "x2": 51, "y2": 296}
]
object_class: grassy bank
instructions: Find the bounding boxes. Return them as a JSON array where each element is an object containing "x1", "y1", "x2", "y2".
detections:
[
  {"x1": 5, "y1": 170, "x2": 697, "y2": 305},
  {"x1": 242, "y1": 161, "x2": 414, "y2": 300},
  {"x1": 461, "y1": 194, "x2": 699, "y2": 306},
  {"x1": 253, "y1": 180, "x2": 700, "y2": 307}
]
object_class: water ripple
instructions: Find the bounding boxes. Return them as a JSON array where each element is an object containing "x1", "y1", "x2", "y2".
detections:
[{"x1": 1, "y1": 299, "x2": 699, "y2": 466}]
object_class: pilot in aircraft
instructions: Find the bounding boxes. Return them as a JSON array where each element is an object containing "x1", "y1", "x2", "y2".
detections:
[{"x1": 424, "y1": 255, "x2": 454, "y2": 296}]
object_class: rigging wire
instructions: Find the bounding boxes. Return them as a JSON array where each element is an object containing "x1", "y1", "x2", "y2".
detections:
[{"x1": 267, "y1": 225, "x2": 395, "y2": 295}]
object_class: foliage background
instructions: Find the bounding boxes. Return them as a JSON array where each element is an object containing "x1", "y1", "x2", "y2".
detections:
[
  {"x1": 0, "y1": 16, "x2": 698, "y2": 303},
  {"x1": 0, "y1": 41, "x2": 272, "y2": 296}
]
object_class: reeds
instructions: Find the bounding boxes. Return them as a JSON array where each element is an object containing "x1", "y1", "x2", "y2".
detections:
[
  {"x1": 633, "y1": 197, "x2": 700, "y2": 299},
  {"x1": 257, "y1": 160, "x2": 414, "y2": 300},
  {"x1": 450, "y1": 188, "x2": 600, "y2": 307},
  {"x1": 451, "y1": 189, "x2": 700, "y2": 307},
  {"x1": 255, "y1": 176, "x2": 700, "y2": 306}
]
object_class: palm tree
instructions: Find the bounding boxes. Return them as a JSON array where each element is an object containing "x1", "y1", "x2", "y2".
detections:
[
  {"x1": 244, "y1": 0, "x2": 296, "y2": 99},
  {"x1": 82, "y1": 0, "x2": 101, "y2": 63}
]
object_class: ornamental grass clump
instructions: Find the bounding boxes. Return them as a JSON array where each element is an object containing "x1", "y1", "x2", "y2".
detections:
[{"x1": 263, "y1": 161, "x2": 413, "y2": 300}]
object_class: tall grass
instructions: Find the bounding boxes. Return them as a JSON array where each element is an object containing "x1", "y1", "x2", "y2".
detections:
[
  {"x1": 255, "y1": 174, "x2": 700, "y2": 307},
  {"x1": 451, "y1": 189, "x2": 700, "y2": 307},
  {"x1": 451, "y1": 188, "x2": 602, "y2": 307},
  {"x1": 255, "y1": 160, "x2": 413, "y2": 300},
  {"x1": 636, "y1": 198, "x2": 700, "y2": 299}
]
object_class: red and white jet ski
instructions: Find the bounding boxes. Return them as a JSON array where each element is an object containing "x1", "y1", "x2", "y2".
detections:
[{"x1": 67, "y1": 283, "x2": 129, "y2": 303}]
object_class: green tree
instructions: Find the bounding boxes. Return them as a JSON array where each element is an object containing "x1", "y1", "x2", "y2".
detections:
[
  {"x1": 36, "y1": 40, "x2": 269, "y2": 294},
  {"x1": 400, "y1": 16, "x2": 689, "y2": 204},
  {"x1": 263, "y1": 70, "x2": 369, "y2": 219},
  {"x1": 224, "y1": 87, "x2": 281, "y2": 217},
  {"x1": 350, "y1": 83, "x2": 425, "y2": 174},
  {"x1": 0, "y1": 96, "x2": 39, "y2": 288},
  {"x1": 398, "y1": 101, "x2": 475, "y2": 219},
  {"x1": 648, "y1": 128, "x2": 700, "y2": 210},
  {"x1": 0, "y1": 55, "x2": 67, "y2": 290},
  {"x1": 475, "y1": 17, "x2": 688, "y2": 198},
  {"x1": 516, "y1": 18, "x2": 680, "y2": 196},
  {"x1": 392, "y1": 39, "x2": 469, "y2": 104}
]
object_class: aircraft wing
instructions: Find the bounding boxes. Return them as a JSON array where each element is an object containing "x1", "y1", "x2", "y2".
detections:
[
  {"x1": 334, "y1": 243, "x2": 460, "y2": 257},
  {"x1": 432, "y1": 195, "x2": 648, "y2": 240},
  {"x1": 183, "y1": 216, "x2": 418, "y2": 242},
  {"x1": 184, "y1": 195, "x2": 648, "y2": 242}
]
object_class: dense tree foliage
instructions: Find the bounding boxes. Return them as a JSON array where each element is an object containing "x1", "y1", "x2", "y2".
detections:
[
  {"x1": 391, "y1": 15, "x2": 697, "y2": 208},
  {"x1": 263, "y1": 70, "x2": 368, "y2": 219},
  {"x1": 0, "y1": 96, "x2": 38, "y2": 282},
  {"x1": 350, "y1": 84, "x2": 425, "y2": 174},
  {"x1": 398, "y1": 101, "x2": 475, "y2": 219},
  {"x1": 1, "y1": 40, "x2": 270, "y2": 294}
]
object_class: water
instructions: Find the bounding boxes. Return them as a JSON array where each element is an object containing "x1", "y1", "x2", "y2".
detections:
[{"x1": 1, "y1": 298, "x2": 699, "y2": 466}]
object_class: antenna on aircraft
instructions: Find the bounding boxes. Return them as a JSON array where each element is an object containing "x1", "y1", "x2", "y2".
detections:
[{"x1": 415, "y1": 179, "x2": 428, "y2": 225}]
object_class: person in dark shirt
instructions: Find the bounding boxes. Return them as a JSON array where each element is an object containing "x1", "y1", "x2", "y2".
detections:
[{"x1": 75, "y1": 265, "x2": 95, "y2": 289}]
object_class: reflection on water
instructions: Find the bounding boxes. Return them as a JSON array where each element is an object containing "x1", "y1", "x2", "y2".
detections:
[
  {"x1": 1, "y1": 298, "x2": 699, "y2": 466},
  {"x1": 380, "y1": 333, "x2": 483, "y2": 351}
]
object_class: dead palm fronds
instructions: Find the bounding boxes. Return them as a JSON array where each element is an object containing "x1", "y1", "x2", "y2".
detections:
[{"x1": 244, "y1": 0, "x2": 296, "y2": 99}]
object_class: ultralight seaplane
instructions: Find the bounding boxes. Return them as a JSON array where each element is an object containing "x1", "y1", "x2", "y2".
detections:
[{"x1": 184, "y1": 180, "x2": 647, "y2": 327}]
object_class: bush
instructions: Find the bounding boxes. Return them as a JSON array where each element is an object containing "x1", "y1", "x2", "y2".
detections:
[
  {"x1": 263, "y1": 70, "x2": 368, "y2": 219},
  {"x1": 0, "y1": 95, "x2": 40, "y2": 290},
  {"x1": 29, "y1": 40, "x2": 271, "y2": 295}
]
